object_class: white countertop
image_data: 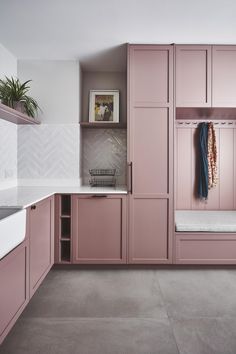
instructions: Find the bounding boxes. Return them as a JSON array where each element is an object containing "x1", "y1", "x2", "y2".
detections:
[{"x1": 0, "y1": 185, "x2": 128, "y2": 208}]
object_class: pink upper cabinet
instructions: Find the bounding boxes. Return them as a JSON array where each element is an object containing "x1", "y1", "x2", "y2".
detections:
[
  {"x1": 212, "y1": 46, "x2": 236, "y2": 107},
  {"x1": 175, "y1": 45, "x2": 211, "y2": 107},
  {"x1": 129, "y1": 45, "x2": 172, "y2": 106}
]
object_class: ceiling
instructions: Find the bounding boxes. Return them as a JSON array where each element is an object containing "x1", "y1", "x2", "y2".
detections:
[{"x1": 0, "y1": 0, "x2": 236, "y2": 71}]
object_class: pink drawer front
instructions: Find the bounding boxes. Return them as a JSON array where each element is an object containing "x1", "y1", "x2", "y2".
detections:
[
  {"x1": 175, "y1": 232, "x2": 236, "y2": 264},
  {"x1": 0, "y1": 240, "x2": 29, "y2": 344}
]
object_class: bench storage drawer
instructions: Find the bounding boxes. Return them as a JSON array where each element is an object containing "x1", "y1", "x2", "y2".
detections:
[{"x1": 175, "y1": 232, "x2": 236, "y2": 264}]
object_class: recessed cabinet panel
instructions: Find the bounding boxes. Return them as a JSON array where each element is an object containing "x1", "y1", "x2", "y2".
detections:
[
  {"x1": 29, "y1": 197, "x2": 54, "y2": 296},
  {"x1": 129, "y1": 198, "x2": 169, "y2": 263},
  {"x1": 176, "y1": 45, "x2": 211, "y2": 107},
  {"x1": 133, "y1": 107, "x2": 169, "y2": 195},
  {"x1": 128, "y1": 44, "x2": 173, "y2": 264},
  {"x1": 212, "y1": 46, "x2": 236, "y2": 107},
  {"x1": 0, "y1": 242, "x2": 28, "y2": 344},
  {"x1": 130, "y1": 46, "x2": 172, "y2": 106},
  {"x1": 72, "y1": 195, "x2": 127, "y2": 264}
]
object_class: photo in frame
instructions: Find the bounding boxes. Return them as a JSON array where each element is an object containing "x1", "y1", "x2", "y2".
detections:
[{"x1": 89, "y1": 90, "x2": 119, "y2": 123}]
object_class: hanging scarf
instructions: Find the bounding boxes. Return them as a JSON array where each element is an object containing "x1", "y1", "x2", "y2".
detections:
[
  {"x1": 207, "y1": 122, "x2": 217, "y2": 189},
  {"x1": 198, "y1": 122, "x2": 209, "y2": 199}
]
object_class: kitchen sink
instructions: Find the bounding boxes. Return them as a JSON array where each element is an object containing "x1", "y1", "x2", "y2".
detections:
[{"x1": 0, "y1": 208, "x2": 26, "y2": 260}]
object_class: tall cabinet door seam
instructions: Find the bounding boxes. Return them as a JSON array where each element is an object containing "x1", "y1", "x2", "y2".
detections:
[{"x1": 128, "y1": 44, "x2": 174, "y2": 264}]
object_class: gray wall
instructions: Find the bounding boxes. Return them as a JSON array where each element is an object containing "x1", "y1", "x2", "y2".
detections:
[{"x1": 82, "y1": 71, "x2": 127, "y2": 124}]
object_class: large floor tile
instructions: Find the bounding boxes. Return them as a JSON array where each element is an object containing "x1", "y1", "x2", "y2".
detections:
[
  {"x1": 22, "y1": 268, "x2": 167, "y2": 319},
  {"x1": 157, "y1": 268, "x2": 236, "y2": 318},
  {"x1": 172, "y1": 317, "x2": 236, "y2": 354},
  {"x1": 0, "y1": 317, "x2": 179, "y2": 354}
]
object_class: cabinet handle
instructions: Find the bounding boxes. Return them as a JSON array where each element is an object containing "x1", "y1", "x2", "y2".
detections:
[
  {"x1": 91, "y1": 195, "x2": 108, "y2": 198},
  {"x1": 127, "y1": 162, "x2": 133, "y2": 194},
  {"x1": 31, "y1": 205, "x2": 36, "y2": 210}
]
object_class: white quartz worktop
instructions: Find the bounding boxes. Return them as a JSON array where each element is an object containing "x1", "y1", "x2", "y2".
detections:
[{"x1": 0, "y1": 186, "x2": 128, "y2": 209}]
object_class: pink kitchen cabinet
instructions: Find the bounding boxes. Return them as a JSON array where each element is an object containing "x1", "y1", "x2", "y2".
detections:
[
  {"x1": 0, "y1": 239, "x2": 29, "y2": 345},
  {"x1": 72, "y1": 195, "x2": 127, "y2": 264},
  {"x1": 212, "y1": 46, "x2": 236, "y2": 107},
  {"x1": 54, "y1": 194, "x2": 72, "y2": 264},
  {"x1": 175, "y1": 232, "x2": 236, "y2": 264},
  {"x1": 175, "y1": 45, "x2": 211, "y2": 107},
  {"x1": 128, "y1": 45, "x2": 174, "y2": 264},
  {"x1": 29, "y1": 196, "x2": 54, "y2": 297}
]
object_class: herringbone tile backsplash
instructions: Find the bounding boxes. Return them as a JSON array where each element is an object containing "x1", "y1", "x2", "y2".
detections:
[
  {"x1": 17, "y1": 125, "x2": 127, "y2": 185},
  {"x1": 0, "y1": 120, "x2": 17, "y2": 180},
  {"x1": 81, "y1": 129, "x2": 127, "y2": 185},
  {"x1": 18, "y1": 125, "x2": 80, "y2": 179}
]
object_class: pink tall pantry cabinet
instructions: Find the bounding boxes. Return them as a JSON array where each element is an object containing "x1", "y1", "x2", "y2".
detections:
[{"x1": 127, "y1": 45, "x2": 174, "y2": 263}]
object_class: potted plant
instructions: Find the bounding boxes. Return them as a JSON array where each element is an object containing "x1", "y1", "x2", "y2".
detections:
[{"x1": 0, "y1": 76, "x2": 41, "y2": 118}]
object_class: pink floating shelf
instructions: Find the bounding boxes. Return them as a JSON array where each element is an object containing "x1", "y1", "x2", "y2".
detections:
[{"x1": 0, "y1": 102, "x2": 40, "y2": 125}]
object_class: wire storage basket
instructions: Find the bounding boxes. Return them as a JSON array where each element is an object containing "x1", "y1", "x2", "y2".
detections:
[
  {"x1": 89, "y1": 169, "x2": 116, "y2": 187},
  {"x1": 89, "y1": 169, "x2": 116, "y2": 176}
]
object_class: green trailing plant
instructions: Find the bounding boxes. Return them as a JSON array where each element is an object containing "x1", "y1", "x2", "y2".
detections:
[{"x1": 0, "y1": 76, "x2": 41, "y2": 118}]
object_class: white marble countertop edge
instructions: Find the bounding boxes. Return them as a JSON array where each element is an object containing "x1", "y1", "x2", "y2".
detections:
[{"x1": 0, "y1": 185, "x2": 128, "y2": 209}]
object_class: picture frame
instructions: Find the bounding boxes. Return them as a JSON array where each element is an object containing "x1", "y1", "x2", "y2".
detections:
[{"x1": 89, "y1": 90, "x2": 119, "y2": 123}]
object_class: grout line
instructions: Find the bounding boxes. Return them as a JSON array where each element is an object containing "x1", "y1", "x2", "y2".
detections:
[{"x1": 156, "y1": 275, "x2": 181, "y2": 354}]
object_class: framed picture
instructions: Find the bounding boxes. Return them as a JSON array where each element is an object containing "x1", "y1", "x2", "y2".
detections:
[{"x1": 89, "y1": 90, "x2": 119, "y2": 123}]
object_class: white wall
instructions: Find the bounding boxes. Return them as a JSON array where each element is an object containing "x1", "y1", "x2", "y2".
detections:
[
  {"x1": 0, "y1": 43, "x2": 17, "y2": 79},
  {"x1": 0, "y1": 44, "x2": 18, "y2": 188},
  {"x1": 17, "y1": 60, "x2": 81, "y2": 184},
  {"x1": 18, "y1": 60, "x2": 80, "y2": 124}
]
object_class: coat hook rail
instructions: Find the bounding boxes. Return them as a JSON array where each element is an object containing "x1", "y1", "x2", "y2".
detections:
[{"x1": 176, "y1": 120, "x2": 236, "y2": 128}]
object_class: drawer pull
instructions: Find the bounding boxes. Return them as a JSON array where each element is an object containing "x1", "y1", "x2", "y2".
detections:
[{"x1": 91, "y1": 195, "x2": 108, "y2": 198}]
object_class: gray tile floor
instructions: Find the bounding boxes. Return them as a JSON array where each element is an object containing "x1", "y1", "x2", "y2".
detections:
[{"x1": 1, "y1": 266, "x2": 236, "y2": 354}]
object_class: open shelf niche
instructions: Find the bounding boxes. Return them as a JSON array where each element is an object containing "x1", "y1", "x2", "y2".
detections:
[
  {"x1": 57, "y1": 194, "x2": 72, "y2": 263},
  {"x1": 79, "y1": 47, "x2": 128, "y2": 187},
  {"x1": 80, "y1": 71, "x2": 127, "y2": 128}
]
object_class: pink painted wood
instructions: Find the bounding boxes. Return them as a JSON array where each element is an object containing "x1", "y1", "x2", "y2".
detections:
[
  {"x1": 175, "y1": 232, "x2": 236, "y2": 264},
  {"x1": 29, "y1": 196, "x2": 54, "y2": 297},
  {"x1": 175, "y1": 45, "x2": 211, "y2": 107},
  {"x1": 130, "y1": 46, "x2": 170, "y2": 106},
  {"x1": 234, "y1": 129, "x2": 236, "y2": 209},
  {"x1": 176, "y1": 125, "x2": 236, "y2": 210},
  {"x1": 130, "y1": 198, "x2": 169, "y2": 262},
  {"x1": 54, "y1": 194, "x2": 61, "y2": 264},
  {"x1": 54, "y1": 194, "x2": 72, "y2": 264},
  {"x1": 0, "y1": 102, "x2": 40, "y2": 125},
  {"x1": 128, "y1": 44, "x2": 174, "y2": 264},
  {"x1": 0, "y1": 239, "x2": 29, "y2": 345},
  {"x1": 72, "y1": 195, "x2": 127, "y2": 264},
  {"x1": 212, "y1": 46, "x2": 236, "y2": 107},
  {"x1": 133, "y1": 107, "x2": 169, "y2": 195},
  {"x1": 220, "y1": 129, "x2": 234, "y2": 209}
]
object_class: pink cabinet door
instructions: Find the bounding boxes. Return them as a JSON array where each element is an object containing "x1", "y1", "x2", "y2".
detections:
[
  {"x1": 128, "y1": 45, "x2": 173, "y2": 264},
  {"x1": 72, "y1": 195, "x2": 127, "y2": 264},
  {"x1": 129, "y1": 45, "x2": 172, "y2": 106},
  {"x1": 175, "y1": 45, "x2": 211, "y2": 107},
  {"x1": 29, "y1": 196, "x2": 54, "y2": 297},
  {"x1": 132, "y1": 107, "x2": 169, "y2": 195},
  {"x1": 212, "y1": 46, "x2": 236, "y2": 107},
  {"x1": 129, "y1": 198, "x2": 169, "y2": 263},
  {"x1": 0, "y1": 240, "x2": 29, "y2": 345}
]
